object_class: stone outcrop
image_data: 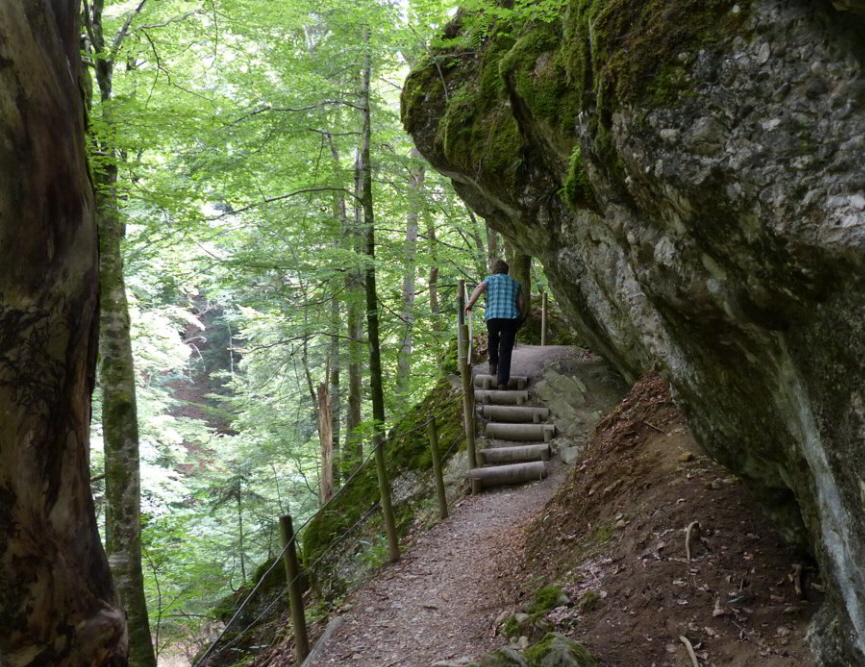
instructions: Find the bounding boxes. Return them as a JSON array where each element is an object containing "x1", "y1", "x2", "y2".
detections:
[{"x1": 402, "y1": 0, "x2": 865, "y2": 663}]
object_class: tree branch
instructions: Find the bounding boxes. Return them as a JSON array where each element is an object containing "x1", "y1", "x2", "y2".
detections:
[
  {"x1": 112, "y1": 0, "x2": 148, "y2": 56},
  {"x1": 210, "y1": 187, "x2": 361, "y2": 219}
]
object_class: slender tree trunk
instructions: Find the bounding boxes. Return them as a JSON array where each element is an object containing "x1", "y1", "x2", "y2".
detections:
[
  {"x1": 467, "y1": 210, "x2": 487, "y2": 278},
  {"x1": 487, "y1": 222, "x2": 500, "y2": 271},
  {"x1": 359, "y1": 32, "x2": 399, "y2": 562},
  {"x1": 426, "y1": 210, "x2": 442, "y2": 328},
  {"x1": 317, "y1": 383, "x2": 334, "y2": 503},
  {"x1": 88, "y1": 4, "x2": 156, "y2": 663},
  {"x1": 0, "y1": 2, "x2": 127, "y2": 664},
  {"x1": 325, "y1": 133, "x2": 345, "y2": 484},
  {"x1": 236, "y1": 486, "x2": 246, "y2": 582},
  {"x1": 397, "y1": 150, "x2": 424, "y2": 395},
  {"x1": 346, "y1": 151, "x2": 364, "y2": 472}
]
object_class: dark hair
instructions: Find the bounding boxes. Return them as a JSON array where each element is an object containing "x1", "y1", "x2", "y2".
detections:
[{"x1": 492, "y1": 259, "x2": 509, "y2": 274}]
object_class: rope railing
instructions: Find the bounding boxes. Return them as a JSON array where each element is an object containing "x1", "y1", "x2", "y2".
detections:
[{"x1": 193, "y1": 390, "x2": 467, "y2": 667}]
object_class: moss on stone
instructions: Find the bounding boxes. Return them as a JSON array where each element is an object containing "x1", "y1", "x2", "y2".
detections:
[
  {"x1": 528, "y1": 584, "x2": 565, "y2": 615},
  {"x1": 523, "y1": 633, "x2": 596, "y2": 667},
  {"x1": 563, "y1": 0, "x2": 752, "y2": 112},
  {"x1": 562, "y1": 146, "x2": 597, "y2": 210},
  {"x1": 303, "y1": 378, "x2": 463, "y2": 567}
]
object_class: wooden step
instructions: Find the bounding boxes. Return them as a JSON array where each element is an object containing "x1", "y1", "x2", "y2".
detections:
[
  {"x1": 485, "y1": 422, "x2": 556, "y2": 442},
  {"x1": 469, "y1": 461, "x2": 547, "y2": 489},
  {"x1": 479, "y1": 405, "x2": 550, "y2": 423},
  {"x1": 474, "y1": 389, "x2": 529, "y2": 405},
  {"x1": 478, "y1": 444, "x2": 551, "y2": 464},
  {"x1": 473, "y1": 375, "x2": 528, "y2": 390}
]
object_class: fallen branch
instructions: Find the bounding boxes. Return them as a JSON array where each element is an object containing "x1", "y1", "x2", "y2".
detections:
[
  {"x1": 643, "y1": 420, "x2": 666, "y2": 434},
  {"x1": 685, "y1": 521, "x2": 701, "y2": 563},
  {"x1": 679, "y1": 635, "x2": 700, "y2": 667}
]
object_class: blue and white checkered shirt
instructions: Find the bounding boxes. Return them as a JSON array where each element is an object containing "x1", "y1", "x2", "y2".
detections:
[{"x1": 483, "y1": 274, "x2": 521, "y2": 321}]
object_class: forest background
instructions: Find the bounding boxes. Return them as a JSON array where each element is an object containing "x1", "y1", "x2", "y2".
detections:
[{"x1": 85, "y1": 0, "x2": 550, "y2": 662}]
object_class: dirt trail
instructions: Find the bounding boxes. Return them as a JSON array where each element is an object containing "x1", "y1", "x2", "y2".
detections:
[{"x1": 305, "y1": 345, "x2": 620, "y2": 667}]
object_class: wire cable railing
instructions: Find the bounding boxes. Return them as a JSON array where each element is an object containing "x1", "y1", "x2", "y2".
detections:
[{"x1": 192, "y1": 391, "x2": 466, "y2": 667}]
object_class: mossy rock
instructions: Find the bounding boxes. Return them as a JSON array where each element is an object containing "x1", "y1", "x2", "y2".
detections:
[
  {"x1": 528, "y1": 585, "x2": 569, "y2": 616},
  {"x1": 479, "y1": 647, "x2": 529, "y2": 667},
  {"x1": 523, "y1": 633, "x2": 596, "y2": 667}
]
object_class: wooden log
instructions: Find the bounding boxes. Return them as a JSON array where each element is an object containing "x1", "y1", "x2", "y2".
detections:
[
  {"x1": 428, "y1": 417, "x2": 448, "y2": 519},
  {"x1": 469, "y1": 461, "x2": 547, "y2": 489},
  {"x1": 485, "y1": 422, "x2": 556, "y2": 442},
  {"x1": 541, "y1": 291, "x2": 547, "y2": 346},
  {"x1": 458, "y1": 281, "x2": 480, "y2": 494},
  {"x1": 479, "y1": 405, "x2": 549, "y2": 423},
  {"x1": 279, "y1": 515, "x2": 310, "y2": 663},
  {"x1": 474, "y1": 389, "x2": 529, "y2": 405},
  {"x1": 473, "y1": 374, "x2": 527, "y2": 390},
  {"x1": 479, "y1": 444, "x2": 551, "y2": 464}
]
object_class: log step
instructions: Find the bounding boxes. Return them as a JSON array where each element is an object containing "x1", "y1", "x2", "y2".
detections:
[
  {"x1": 474, "y1": 389, "x2": 529, "y2": 405},
  {"x1": 473, "y1": 375, "x2": 527, "y2": 390},
  {"x1": 478, "y1": 405, "x2": 550, "y2": 423},
  {"x1": 485, "y1": 422, "x2": 557, "y2": 442},
  {"x1": 479, "y1": 444, "x2": 551, "y2": 464},
  {"x1": 469, "y1": 461, "x2": 547, "y2": 489}
]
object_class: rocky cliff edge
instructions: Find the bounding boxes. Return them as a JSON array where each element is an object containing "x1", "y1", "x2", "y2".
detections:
[{"x1": 402, "y1": 0, "x2": 865, "y2": 663}]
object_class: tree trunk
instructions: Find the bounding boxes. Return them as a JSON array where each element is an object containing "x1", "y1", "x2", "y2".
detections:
[
  {"x1": 345, "y1": 151, "x2": 364, "y2": 473},
  {"x1": 426, "y1": 209, "x2": 442, "y2": 329},
  {"x1": 0, "y1": 2, "x2": 127, "y2": 664},
  {"x1": 359, "y1": 33, "x2": 399, "y2": 562},
  {"x1": 397, "y1": 149, "x2": 424, "y2": 396},
  {"x1": 317, "y1": 383, "x2": 334, "y2": 503},
  {"x1": 88, "y1": 3, "x2": 156, "y2": 664},
  {"x1": 487, "y1": 222, "x2": 500, "y2": 272},
  {"x1": 325, "y1": 133, "x2": 344, "y2": 484}
]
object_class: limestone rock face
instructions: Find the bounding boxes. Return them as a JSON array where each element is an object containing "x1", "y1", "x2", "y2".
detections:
[{"x1": 403, "y1": 0, "x2": 865, "y2": 663}]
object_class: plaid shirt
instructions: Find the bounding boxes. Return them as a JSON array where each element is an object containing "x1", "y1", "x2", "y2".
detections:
[{"x1": 483, "y1": 274, "x2": 521, "y2": 321}]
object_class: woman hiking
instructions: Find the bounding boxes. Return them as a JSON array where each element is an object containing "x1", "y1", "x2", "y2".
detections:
[{"x1": 464, "y1": 259, "x2": 525, "y2": 389}]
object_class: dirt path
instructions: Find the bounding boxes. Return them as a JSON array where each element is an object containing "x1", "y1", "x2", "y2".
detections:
[{"x1": 305, "y1": 345, "x2": 607, "y2": 667}]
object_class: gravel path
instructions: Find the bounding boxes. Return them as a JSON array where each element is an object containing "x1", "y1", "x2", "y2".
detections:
[{"x1": 305, "y1": 346, "x2": 583, "y2": 667}]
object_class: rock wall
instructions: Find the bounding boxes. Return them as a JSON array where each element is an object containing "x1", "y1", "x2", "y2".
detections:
[{"x1": 402, "y1": 0, "x2": 865, "y2": 663}]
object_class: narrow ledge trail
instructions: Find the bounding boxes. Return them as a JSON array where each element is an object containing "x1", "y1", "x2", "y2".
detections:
[{"x1": 303, "y1": 345, "x2": 618, "y2": 667}]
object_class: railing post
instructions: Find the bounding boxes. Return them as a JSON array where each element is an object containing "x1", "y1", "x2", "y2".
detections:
[
  {"x1": 457, "y1": 279, "x2": 480, "y2": 493},
  {"x1": 279, "y1": 515, "x2": 310, "y2": 663},
  {"x1": 428, "y1": 417, "x2": 449, "y2": 519},
  {"x1": 541, "y1": 290, "x2": 547, "y2": 347},
  {"x1": 373, "y1": 432, "x2": 400, "y2": 562}
]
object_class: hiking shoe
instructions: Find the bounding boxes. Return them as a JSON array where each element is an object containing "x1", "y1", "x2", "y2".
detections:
[
  {"x1": 489, "y1": 363, "x2": 498, "y2": 376},
  {"x1": 497, "y1": 383, "x2": 508, "y2": 390}
]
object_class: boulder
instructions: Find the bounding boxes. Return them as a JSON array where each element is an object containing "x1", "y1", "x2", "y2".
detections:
[
  {"x1": 403, "y1": 0, "x2": 865, "y2": 662},
  {"x1": 479, "y1": 647, "x2": 529, "y2": 667}
]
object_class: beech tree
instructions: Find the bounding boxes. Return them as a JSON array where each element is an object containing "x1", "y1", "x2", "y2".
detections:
[{"x1": 0, "y1": 1, "x2": 127, "y2": 664}]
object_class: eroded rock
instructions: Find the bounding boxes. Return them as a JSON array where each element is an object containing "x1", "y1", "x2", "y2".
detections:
[{"x1": 403, "y1": 0, "x2": 865, "y2": 663}]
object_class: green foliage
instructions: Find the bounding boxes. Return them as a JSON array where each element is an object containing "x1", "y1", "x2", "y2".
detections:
[{"x1": 523, "y1": 633, "x2": 596, "y2": 667}]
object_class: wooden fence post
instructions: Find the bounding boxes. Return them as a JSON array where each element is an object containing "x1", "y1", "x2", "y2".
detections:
[
  {"x1": 457, "y1": 279, "x2": 480, "y2": 493},
  {"x1": 541, "y1": 291, "x2": 547, "y2": 347},
  {"x1": 279, "y1": 515, "x2": 310, "y2": 663},
  {"x1": 373, "y1": 432, "x2": 401, "y2": 562},
  {"x1": 428, "y1": 417, "x2": 449, "y2": 519}
]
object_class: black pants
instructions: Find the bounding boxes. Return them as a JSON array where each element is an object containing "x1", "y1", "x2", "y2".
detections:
[{"x1": 486, "y1": 318, "x2": 519, "y2": 387}]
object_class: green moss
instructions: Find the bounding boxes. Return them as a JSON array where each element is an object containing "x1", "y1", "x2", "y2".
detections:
[
  {"x1": 303, "y1": 378, "x2": 463, "y2": 568},
  {"x1": 528, "y1": 584, "x2": 564, "y2": 615},
  {"x1": 503, "y1": 615, "x2": 520, "y2": 637},
  {"x1": 563, "y1": 0, "x2": 751, "y2": 111},
  {"x1": 524, "y1": 633, "x2": 596, "y2": 667},
  {"x1": 562, "y1": 146, "x2": 596, "y2": 210}
]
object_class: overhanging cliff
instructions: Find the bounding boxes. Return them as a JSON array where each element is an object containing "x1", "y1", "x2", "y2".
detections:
[{"x1": 402, "y1": 0, "x2": 865, "y2": 663}]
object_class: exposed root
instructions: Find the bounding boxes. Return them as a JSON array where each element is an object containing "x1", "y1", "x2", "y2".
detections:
[
  {"x1": 679, "y1": 635, "x2": 701, "y2": 667},
  {"x1": 685, "y1": 521, "x2": 701, "y2": 563}
]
